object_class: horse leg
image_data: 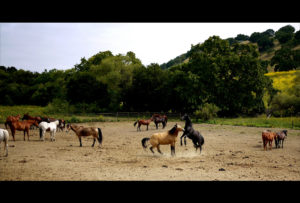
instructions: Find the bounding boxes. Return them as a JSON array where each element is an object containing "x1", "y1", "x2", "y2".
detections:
[
  {"x1": 157, "y1": 144, "x2": 163, "y2": 154},
  {"x1": 282, "y1": 140, "x2": 284, "y2": 148},
  {"x1": 92, "y1": 138, "x2": 96, "y2": 147},
  {"x1": 27, "y1": 128, "x2": 30, "y2": 141},
  {"x1": 170, "y1": 145, "x2": 175, "y2": 156},
  {"x1": 149, "y1": 146, "x2": 155, "y2": 154},
  {"x1": 5, "y1": 140, "x2": 8, "y2": 157},
  {"x1": 180, "y1": 134, "x2": 185, "y2": 146},
  {"x1": 24, "y1": 130, "x2": 26, "y2": 141},
  {"x1": 79, "y1": 136, "x2": 82, "y2": 147}
]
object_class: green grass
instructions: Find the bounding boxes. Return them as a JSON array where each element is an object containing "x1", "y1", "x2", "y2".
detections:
[{"x1": 199, "y1": 116, "x2": 300, "y2": 130}]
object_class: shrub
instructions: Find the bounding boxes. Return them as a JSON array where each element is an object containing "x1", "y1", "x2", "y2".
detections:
[{"x1": 194, "y1": 103, "x2": 220, "y2": 121}]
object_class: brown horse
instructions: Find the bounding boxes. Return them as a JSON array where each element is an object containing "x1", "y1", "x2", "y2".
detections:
[
  {"x1": 262, "y1": 130, "x2": 278, "y2": 151},
  {"x1": 9, "y1": 120, "x2": 39, "y2": 141},
  {"x1": 66, "y1": 124, "x2": 102, "y2": 147},
  {"x1": 141, "y1": 124, "x2": 184, "y2": 156},
  {"x1": 134, "y1": 118, "x2": 153, "y2": 131},
  {"x1": 5, "y1": 114, "x2": 21, "y2": 129},
  {"x1": 22, "y1": 113, "x2": 51, "y2": 123}
]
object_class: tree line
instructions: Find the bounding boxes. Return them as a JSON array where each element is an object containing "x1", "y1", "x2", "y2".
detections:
[{"x1": 2, "y1": 35, "x2": 282, "y2": 118}]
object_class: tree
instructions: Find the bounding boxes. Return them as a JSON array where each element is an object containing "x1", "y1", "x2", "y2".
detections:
[
  {"x1": 187, "y1": 36, "x2": 270, "y2": 116},
  {"x1": 271, "y1": 47, "x2": 298, "y2": 71},
  {"x1": 275, "y1": 25, "x2": 295, "y2": 44},
  {"x1": 235, "y1": 34, "x2": 249, "y2": 41}
]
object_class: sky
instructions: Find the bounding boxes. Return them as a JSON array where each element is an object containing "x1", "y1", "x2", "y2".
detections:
[{"x1": 1, "y1": 23, "x2": 299, "y2": 73}]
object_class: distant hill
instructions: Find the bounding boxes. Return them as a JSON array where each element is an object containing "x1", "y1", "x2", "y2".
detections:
[{"x1": 160, "y1": 26, "x2": 300, "y2": 72}]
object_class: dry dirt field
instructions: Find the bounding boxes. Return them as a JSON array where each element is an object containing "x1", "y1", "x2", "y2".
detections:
[{"x1": 0, "y1": 121, "x2": 300, "y2": 181}]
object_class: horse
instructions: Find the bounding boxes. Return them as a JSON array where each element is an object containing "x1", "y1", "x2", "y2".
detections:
[
  {"x1": 180, "y1": 114, "x2": 205, "y2": 153},
  {"x1": 5, "y1": 114, "x2": 21, "y2": 129},
  {"x1": 0, "y1": 128, "x2": 9, "y2": 157},
  {"x1": 134, "y1": 118, "x2": 153, "y2": 131},
  {"x1": 8, "y1": 120, "x2": 39, "y2": 141},
  {"x1": 39, "y1": 120, "x2": 62, "y2": 141},
  {"x1": 151, "y1": 115, "x2": 167, "y2": 129},
  {"x1": 22, "y1": 113, "x2": 43, "y2": 123},
  {"x1": 152, "y1": 114, "x2": 168, "y2": 124},
  {"x1": 262, "y1": 130, "x2": 278, "y2": 151},
  {"x1": 275, "y1": 130, "x2": 288, "y2": 148},
  {"x1": 66, "y1": 124, "x2": 103, "y2": 147},
  {"x1": 141, "y1": 124, "x2": 184, "y2": 156}
]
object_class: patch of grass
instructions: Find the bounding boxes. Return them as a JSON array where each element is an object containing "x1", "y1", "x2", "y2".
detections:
[{"x1": 200, "y1": 116, "x2": 300, "y2": 130}]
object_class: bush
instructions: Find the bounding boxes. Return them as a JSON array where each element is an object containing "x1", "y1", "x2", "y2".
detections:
[
  {"x1": 194, "y1": 103, "x2": 220, "y2": 121},
  {"x1": 69, "y1": 116, "x2": 81, "y2": 123}
]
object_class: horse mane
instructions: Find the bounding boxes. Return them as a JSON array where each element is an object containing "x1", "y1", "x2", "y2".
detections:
[{"x1": 168, "y1": 125, "x2": 177, "y2": 135}]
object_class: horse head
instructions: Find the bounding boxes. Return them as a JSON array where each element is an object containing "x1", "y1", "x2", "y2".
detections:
[
  {"x1": 282, "y1": 130, "x2": 288, "y2": 136},
  {"x1": 169, "y1": 124, "x2": 184, "y2": 135},
  {"x1": 181, "y1": 113, "x2": 189, "y2": 121},
  {"x1": 22, "y1": 113, "x2": 29, "y2": 120}
]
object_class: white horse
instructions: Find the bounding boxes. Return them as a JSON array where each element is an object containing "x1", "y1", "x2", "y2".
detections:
[
  {"x1": 0, "y1": 128, "x2": 9, "y2": 156},
  {"x1": 39, "y1": 120, "x2": 61, "y2": 141}
]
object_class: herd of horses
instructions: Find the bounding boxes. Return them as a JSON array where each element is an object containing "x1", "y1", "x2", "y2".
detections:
[{"x1": 0, "y1": 113, "x2": 288, "y2": 157}]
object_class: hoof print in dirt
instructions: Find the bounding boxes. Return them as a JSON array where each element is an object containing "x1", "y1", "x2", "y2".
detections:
[
  {"x1": 162, "y1": 165, "x2": 168, "y2": 168},
  {"x1": 219, "y1": 168, "x2": 226, "y2": 171}
]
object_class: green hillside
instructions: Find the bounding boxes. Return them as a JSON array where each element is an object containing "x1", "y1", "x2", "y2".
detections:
[{"x1": 160, "y1": 25, "x2": 300, "y2": 71}]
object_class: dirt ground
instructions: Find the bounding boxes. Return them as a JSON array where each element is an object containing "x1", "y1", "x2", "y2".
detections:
[{"x1": 0, "y1": 121, "x2": 299, "y2": 181}]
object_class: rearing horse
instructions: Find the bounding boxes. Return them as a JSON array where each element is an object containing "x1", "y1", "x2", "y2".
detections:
[{"x1": 180, "y1": 114, "x2": 205, "y2": 153}]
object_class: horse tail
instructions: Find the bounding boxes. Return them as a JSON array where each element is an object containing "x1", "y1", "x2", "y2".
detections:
[
  {"x1": 134, "y1": 120, "x2": 138, "y2": 127},
  {"x1": 142, "y1": 138, "x2": 150, "y2": 149},
  {"x1": 4, "y1": 121, "x2": 8, "y2": 129},
  {"x1": 98, "y1": 128, "x2": 103, "y2": 145}
]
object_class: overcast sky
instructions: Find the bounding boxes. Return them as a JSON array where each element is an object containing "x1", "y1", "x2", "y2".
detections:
[{"x1": 1, "y1": 23, "x2": 299, "y2": 73}]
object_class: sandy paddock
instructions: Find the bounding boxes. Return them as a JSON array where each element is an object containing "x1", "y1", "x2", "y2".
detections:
[{"x1": 0, "y1": 121, "x2": 299, "y2": 181}]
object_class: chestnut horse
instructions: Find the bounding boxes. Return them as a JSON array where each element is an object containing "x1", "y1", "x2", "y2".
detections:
[
  {"x1": 262, "y1": 130, "x2": 278, "y2": 151},
  {"x1": 9, "y1": 120, "x2": 39, "y2": 141},
  {"x1": 134, "y1": 118, "x2": 153, "y2": 131},
  {"x1": 0, "y1": 128, "x2": 9, "y2": 157},
  {"x1": 66, "y1": 124, "x2": 103, "y2": 147},
  {"x1": 141, "y1": 124, "x2": 184, "y2": 156},
  {"x1": 5, "y1": 114, "x2": 21, "y2": 129}
]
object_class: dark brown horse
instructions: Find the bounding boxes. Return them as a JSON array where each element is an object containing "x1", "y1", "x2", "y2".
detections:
[
  {"x1": 151, "y1": 115, "x2": 167, "y2": 129},
  {"x1": 22, "y1": 113, "x2": 48, "y2": 123},
  {"x1": 275, "y1": 130, "x2": 288, "y2": 148},
  {"x1": 134, "y1": 118, "x2": 153, "y2": 131},
  {"x1": 9, "y1": 119, "x2": 39, "y2": 141},
  {"x1": 5, "y1": 114, "x2": 21, "y2": 129},
  {"x1": 152, "y1": 114, "x2": 168, "y2": 125}
]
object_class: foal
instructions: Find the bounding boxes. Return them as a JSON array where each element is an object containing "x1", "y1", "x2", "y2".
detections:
[
  {"x1": 0, "y1": 128, "x2": 9, "y2": 156},
  {"x1": 141, "y1": 124, "x2": 184, "y2": 156},
  {"x1": 66, "y1": 124, "x2": 103, "y2": 147}
]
